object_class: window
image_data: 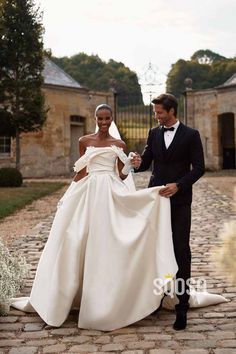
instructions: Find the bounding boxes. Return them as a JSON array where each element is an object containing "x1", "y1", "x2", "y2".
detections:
[
  {"x1": 0, "y1": 136, "x2": 11, "y2": 156},
  {"x1": 70, "y1": 115, "x2": 85, "y2": 125}
]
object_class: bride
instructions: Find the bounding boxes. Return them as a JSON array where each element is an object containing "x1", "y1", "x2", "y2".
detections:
[{"x1": 10, "y1": 104, "x2": 227, "y2": 331}]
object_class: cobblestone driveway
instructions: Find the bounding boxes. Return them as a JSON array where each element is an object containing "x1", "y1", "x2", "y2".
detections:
[{"x1": 0, "y1": 173, "x2": 235, "y2": 354}]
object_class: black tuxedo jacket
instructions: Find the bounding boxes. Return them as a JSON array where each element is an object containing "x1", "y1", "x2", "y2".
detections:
[{"x1": 136, "y1": 122, "x2": 205, "y2": 205}]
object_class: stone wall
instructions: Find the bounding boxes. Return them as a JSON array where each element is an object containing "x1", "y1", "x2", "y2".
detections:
[
  {"x1": 0, "y1": 85, "x2": 114, "y2": 177},
  {"x1": 186, "y1": 86, "x2": 236, "y2": 170}
]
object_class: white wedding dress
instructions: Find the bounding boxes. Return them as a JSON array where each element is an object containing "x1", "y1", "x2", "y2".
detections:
[{"x1": 11, "y1": 145, "x2": 227, "y2": 331}]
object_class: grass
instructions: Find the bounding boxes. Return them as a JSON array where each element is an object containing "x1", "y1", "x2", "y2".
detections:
[{"x1": 0, "y1": 182, "x2": 67, "y2": 220}]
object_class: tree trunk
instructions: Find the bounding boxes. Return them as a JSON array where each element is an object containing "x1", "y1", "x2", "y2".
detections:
[{"x1": 15, "y1": 128, "x2": 20, "y2": 170}]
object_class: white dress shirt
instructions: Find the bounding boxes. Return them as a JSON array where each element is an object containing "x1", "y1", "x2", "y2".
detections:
[{"x1": 163, "y1": 120, "x2": 180, "y2": 149}]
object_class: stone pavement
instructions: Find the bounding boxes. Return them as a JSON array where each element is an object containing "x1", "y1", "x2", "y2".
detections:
[{"x1": 0, "y1": 173, "x2": 236, "y2": 354}]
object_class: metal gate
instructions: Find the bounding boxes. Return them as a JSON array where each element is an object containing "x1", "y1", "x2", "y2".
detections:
[
  {"x1": 116, "y1": 103, "x2": 156, "y2": 153},
  {"x1": 115, "y1": 95, "x2": 184, "y2": 153}
]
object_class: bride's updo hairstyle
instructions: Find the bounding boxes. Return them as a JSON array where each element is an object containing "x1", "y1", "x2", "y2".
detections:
[{"x1": 95, "y1": 104, "x2": 113, "y2": 117}]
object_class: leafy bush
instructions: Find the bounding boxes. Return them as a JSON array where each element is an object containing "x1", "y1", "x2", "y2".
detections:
[
  {"x1": 0, "y1": 168, "x2": 23, "y2": 187},
  {"x1": 215, "y1": 220, "x2": 236, "y2": 284},
  {"x1": 0, "y1": 239, "x2": 28, "y2": 315}
]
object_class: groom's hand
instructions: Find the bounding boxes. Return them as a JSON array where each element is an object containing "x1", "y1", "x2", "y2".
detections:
[
  {"x1": 130, "y1": 152, "x2": 142, "y2": 169},
  {"x1": 159, "y1": 183, "x2": 179, "y2": 198}
]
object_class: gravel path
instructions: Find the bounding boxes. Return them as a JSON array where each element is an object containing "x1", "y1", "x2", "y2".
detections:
[
  {"x1": 1, "y1": 173, "x2": 235, "y2": 246},
  {"x1": 0, "y1": 173, "x2": 236, "y2": 354}
]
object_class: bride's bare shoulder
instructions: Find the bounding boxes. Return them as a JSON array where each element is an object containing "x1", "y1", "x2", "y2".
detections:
[
  {"x1": 79, "y1": 134, "x2": 97, "y2": 146},
  {"x1": 111, "y1": 138, "x2": 126, "y2": 151},
  {"x1": 113, "y1": 139, "x2": 126, "y2": 148}
]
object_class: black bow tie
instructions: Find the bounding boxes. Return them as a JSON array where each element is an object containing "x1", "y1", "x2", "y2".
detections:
[{"x1": 163, "y1": 127, "x2": 175, "y2": 132}]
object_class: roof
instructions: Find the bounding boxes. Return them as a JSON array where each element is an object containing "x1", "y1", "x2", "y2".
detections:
[
  {"x1": 42, "y1": 57, "x2": 82, "y2": 89},
  {"x1": 218, "y1": 73, "x2": 236, "y2": 88}
]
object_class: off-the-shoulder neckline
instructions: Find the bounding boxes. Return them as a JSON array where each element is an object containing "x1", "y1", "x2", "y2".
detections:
[{"x1": 86, "y1": 145, "x2": 124, "y2": 150}]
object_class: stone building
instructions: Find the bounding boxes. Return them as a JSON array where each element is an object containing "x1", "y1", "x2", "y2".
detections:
[
  {"x1": 185, "y1": 74, "x2": 236, "y2": 170},
  {"x1": 0, "y1": 58, "x2": 114, "y2": 177}
]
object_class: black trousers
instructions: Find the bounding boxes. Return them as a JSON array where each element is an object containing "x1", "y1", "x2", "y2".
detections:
[{"x1": 170, "y1": 203, "x2": 191, "y2": 311}]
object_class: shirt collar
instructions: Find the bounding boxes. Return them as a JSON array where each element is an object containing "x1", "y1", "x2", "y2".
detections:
[{"x1": 164, "y1": 120, "x2": 180, "y2": 130}]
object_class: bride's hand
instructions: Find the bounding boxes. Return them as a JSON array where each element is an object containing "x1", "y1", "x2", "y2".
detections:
[
  {"x1": 73, "y1": 168, "x2": 87, "y2": 182},
  {"x1": 130, "y1": 152, "x2": 141, "y2": 169},
  {"x1": 120, "y1": 152, "x2": 141, "y2": 176}
]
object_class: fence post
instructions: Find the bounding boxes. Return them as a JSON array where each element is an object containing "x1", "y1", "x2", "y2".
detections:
[
  {"x1": 113, "y1": 91, "x2": 117, "y2": 123},
  {"x1": 149, "y1": 101, "x2": 153, "y2": 129}
]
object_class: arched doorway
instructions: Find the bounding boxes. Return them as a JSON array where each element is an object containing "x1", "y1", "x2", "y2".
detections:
[
  {"x1": 218, "y1": 113, "x2": 235, "y2": 169},
  {"x1": 70, "y1": 115, "x2": 85, "y2": 170}
]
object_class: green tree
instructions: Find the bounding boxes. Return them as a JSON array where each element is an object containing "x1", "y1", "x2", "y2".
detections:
[
  {"x1": 0, "y1": 0, "x2": 46, "y2": 169},
  {"x1": 52, "y1": 53, "x2": 143, "y2": 106},
  {"x1": 210, "y1": 59, "x2": 236, "y2": 87},
  {"x1": 166, "y1": 49, "x2": 236, "y2": 97},
  {"x1": 166, "y1": 59, "x2": 211, "y2": 97},
  {"x1": 191, "y1": 49, "x2": 226, "y2": 64}
]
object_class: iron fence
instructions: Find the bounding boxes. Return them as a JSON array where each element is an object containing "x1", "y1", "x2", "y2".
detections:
[{"x1": 115, "y1": 95, "x2": 184, "y2": 153}]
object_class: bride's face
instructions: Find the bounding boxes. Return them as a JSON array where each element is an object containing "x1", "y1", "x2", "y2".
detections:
[{"x1": 96, "y1": 109, "x2": 113, "y2": 133}]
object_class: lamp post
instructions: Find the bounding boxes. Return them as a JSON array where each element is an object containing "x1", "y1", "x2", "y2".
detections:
[
  {"x1": 144, "y1": 63, "x2": 157, "y2": 129},
  {"x1": 139, "y1": 62, "x2": 162, "y2": 129},
  {"x1": 183, "y1": 77, "x2": 193, "y2": 126}
]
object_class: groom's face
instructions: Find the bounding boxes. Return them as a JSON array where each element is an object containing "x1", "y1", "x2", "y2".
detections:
[{"x1": 153, "y1": 104, "x2": 172, "y2": 126}]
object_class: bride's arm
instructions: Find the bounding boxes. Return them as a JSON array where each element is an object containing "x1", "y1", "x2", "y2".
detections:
[
  {"x1": 73, "y1": 138, "x2": 88, "y2": 182},
  {"x1": 117, "y1": 141, "x2": 136, "y2": 180},
  {"x1": 118, "y1": 159, "x2": 128, "y2": 180},
  {"x1": 116, "y1": 141, "x2": 128, "y2": 180}
]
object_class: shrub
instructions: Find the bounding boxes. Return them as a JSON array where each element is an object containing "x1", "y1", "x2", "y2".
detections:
[
  {"x1": 0, "y1": 168, "x2": 23, "y2": 187},
  {"x1": 214, "y1": 188, "x2": 236, "y2": 285},
  {"x1": 0, "y1": 239, "x2": 28, "y2": 315},
  {"x1": 215, "y1": 220, "x2": 236, "y2": 284}
]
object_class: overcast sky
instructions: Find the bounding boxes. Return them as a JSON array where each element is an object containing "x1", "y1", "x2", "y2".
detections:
[{"x1": 35, "y1": 0, "x2": 236, "y2": 103}]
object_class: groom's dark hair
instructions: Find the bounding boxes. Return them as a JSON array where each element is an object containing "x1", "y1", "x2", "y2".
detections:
[{"x1": 152, "y1": 93, "x2": 178, "y2": 116}]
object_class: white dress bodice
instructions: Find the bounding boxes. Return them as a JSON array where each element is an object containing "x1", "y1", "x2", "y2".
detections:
[
  {"x1": 73, "y1": 146, "x2": 128, "y2": 176},
  {"x1": 86, "y1": 148, "x2": 117, "y2": 174}
]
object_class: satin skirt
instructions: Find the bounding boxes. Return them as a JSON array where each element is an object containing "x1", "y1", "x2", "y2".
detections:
[{"x1": 11, "y1": 173, "x2": 180, "y2": 330}]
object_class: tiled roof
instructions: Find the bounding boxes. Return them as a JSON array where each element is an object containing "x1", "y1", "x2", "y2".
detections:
[
  {"x1": 220, "y1": 73, "x2": 236, "y2": 87},
  {"x1": 42, "y1": 57, "x2": 82, "y2": 89}
]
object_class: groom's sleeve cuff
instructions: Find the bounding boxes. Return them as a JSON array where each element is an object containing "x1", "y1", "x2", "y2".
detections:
[{"x1": 176, "y1": 182, "x2": 182, "y2": 190}]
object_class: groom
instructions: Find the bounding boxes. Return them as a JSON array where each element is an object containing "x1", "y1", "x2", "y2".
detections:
[{"x1": 135, "y1": 93, "x2": 205, "y2": 330}]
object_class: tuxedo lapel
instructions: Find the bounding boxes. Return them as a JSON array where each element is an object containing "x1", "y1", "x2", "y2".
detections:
[{"x1": 155, "y1": 127, "x2": 165, "y2": 159}]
